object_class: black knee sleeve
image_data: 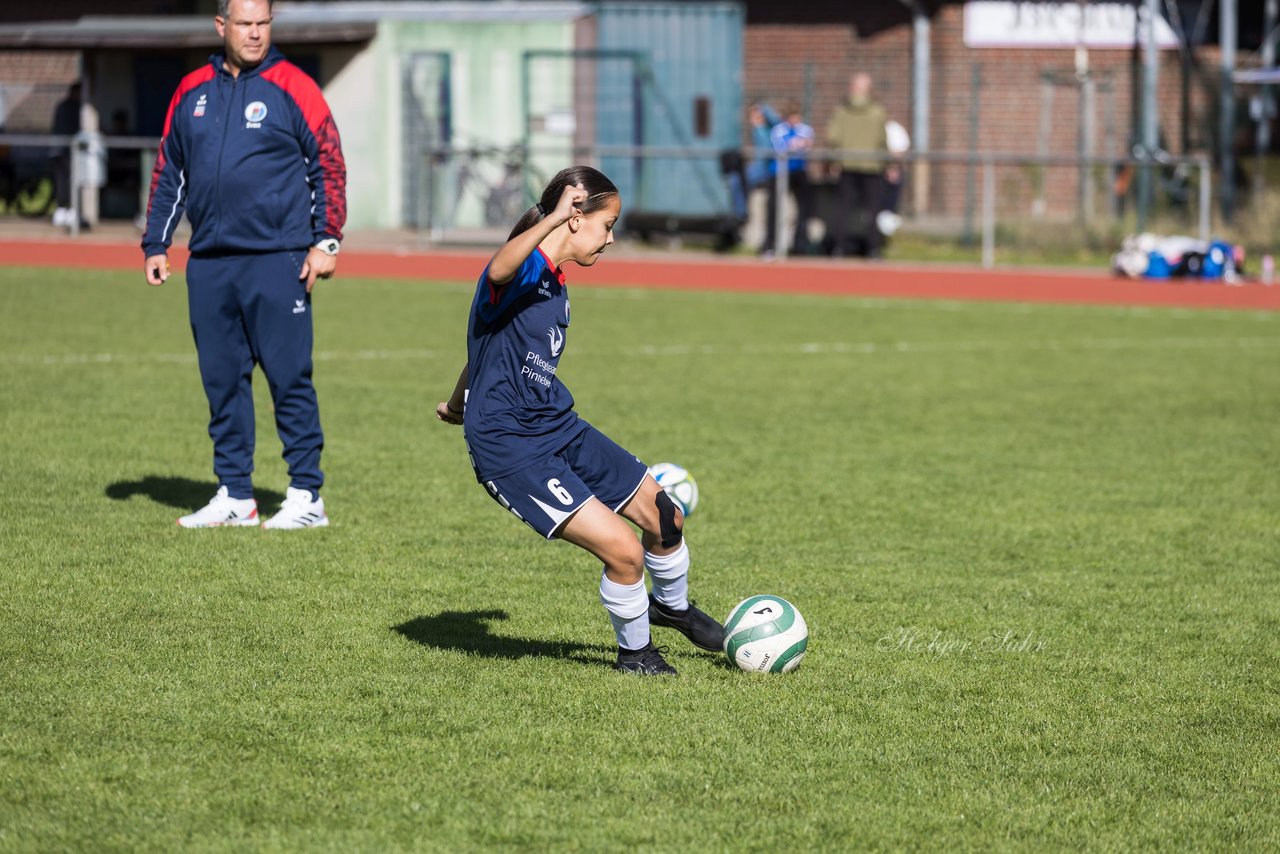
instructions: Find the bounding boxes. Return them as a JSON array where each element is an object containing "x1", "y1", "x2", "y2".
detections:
[{"x1": 655, "y1": 489, "x2": 683, "y2": 548}]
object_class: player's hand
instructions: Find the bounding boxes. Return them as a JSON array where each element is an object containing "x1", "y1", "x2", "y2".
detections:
[
  {"x1": 436, "y1": 400, "x2": 464, "y2": 425},
  {"x1": 551, "y1": 182, "x2": 587, "y2": 224},
  {"x1": 144, "y1": 254, "x2": 169, "y2": 286},
  {"x1": 300, "y1": 247, "x2": 337, "y2": 293}
]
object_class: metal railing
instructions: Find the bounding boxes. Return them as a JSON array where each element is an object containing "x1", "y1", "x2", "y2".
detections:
[
  {"x1": 0, "y1": 132, "x2": 158, "y2": 236},
  {"x1": 760, "y1": 147, "x2": 1214, "y2": 267},
  {"x1": 3, "y1": 134, "x2": 1215, "y2": 270},
  {"x1": 416, "y1": 142, "x2": 1214, "y2": 267}
]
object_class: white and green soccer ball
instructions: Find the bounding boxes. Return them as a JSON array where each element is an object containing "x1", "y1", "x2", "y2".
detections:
[
  {"x1": 722, "y1": 595, "x2": 808, "y2": 674},
  {"x1": 648, "y1": 462, "x2": 698, "y2": 517}
]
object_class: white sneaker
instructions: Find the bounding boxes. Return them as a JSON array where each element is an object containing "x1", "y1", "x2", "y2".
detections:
[
  {"x1": 262, "y1": 487, "x2": 328, "y2": 530},
  {"x1": 52, "y1": 207, "x2": 71, "y2": 227},
  {"x1": 176, "y1": 486, "x2": 259, "y2": 528}
]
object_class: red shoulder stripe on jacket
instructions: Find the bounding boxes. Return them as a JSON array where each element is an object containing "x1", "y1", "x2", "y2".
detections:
[
  {"x1": 146, "y1": 65, "x2": 215, "y2": 220},
  {"x1": 260, "y1": 62, "x2": 347, "y2": 240}
]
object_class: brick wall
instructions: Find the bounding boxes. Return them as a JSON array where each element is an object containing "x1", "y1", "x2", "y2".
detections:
[
  {"x1": 744, "y1": 3, "x2": 1222, "y2": 220},
  {"x1": 0, "y1": 54, "x2": 79, "y2": 132},
  {"x1": 0, "y1": 0, "x2": 199, "y2": 21},
  {"x1": 745, "y1": 23, "x2": 913, "y2": 138},
  {"x1": 0, "y1": 0, "x2": 198, "y2": 131}
]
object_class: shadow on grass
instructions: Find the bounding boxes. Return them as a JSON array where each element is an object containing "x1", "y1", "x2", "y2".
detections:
[
  {"x1": 105, "y1": 475, "x2": 285, "y2": 511},
  {"x1": 393, "y1": 610, "x2": 614, "y2": 667}
]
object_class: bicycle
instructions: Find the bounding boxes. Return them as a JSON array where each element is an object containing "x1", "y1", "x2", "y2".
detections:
[{"x1": 437, "y1": 144, "x2": 545, "y2": 231}]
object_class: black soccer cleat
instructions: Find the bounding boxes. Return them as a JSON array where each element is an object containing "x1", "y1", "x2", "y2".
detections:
[
  {"x1": 648, "y1": 595, "x2": 725, "y2": 652},
  {"x1": 613, "y1": 642, "x2": 678, "y2": 676}
]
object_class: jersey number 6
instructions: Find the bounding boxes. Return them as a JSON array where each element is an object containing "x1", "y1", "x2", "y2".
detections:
[{"x1": 547, "y1": 478, "x2": 574, "y2": 505}]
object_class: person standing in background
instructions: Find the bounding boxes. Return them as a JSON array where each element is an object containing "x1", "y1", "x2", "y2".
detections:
[
  {"x1": 825, "y1": 73, "x2": 888, "y2": 257},
  {"x1": 876, "y1": 118, "x2": 911, "y2": 241},
  {"x1": 761, "y1": 102, "x2": 816, "y2": 259},
  {"x1": 49, "y1": 82, "x2": 80, "y2": 228},
  {"x1": 141, "y1": 0, "x2": 346, "y2": 529},
  {"x1": 745, "y1": 103, "x2": 780, "y2": 191}
]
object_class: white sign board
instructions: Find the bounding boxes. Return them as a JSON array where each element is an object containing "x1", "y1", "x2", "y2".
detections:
[{"x1": 964, "y1": 1, "x2": 1179, "y2": 49}]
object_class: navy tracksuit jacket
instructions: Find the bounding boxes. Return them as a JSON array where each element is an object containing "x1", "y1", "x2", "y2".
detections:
[{"x1": 142, "y1": 47, "x2": 346, "y2": 499}]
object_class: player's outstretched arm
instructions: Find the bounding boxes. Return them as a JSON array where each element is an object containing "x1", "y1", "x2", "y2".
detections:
[
  {"x1": 437, "y1": 363, "x2": 469, "y2": 425},
  {"x1": 488, "y1": 183, "x2": 585, "y2": 284}
]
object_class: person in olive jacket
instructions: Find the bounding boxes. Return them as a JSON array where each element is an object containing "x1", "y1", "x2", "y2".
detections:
[{"x1": 825, "y1": 72, "x2": 888, "y2": 257}]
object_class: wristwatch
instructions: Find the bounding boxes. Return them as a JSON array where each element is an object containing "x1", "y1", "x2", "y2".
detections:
[{"x1": 315, "y1": 238, "x2": 341, "y2": 256}]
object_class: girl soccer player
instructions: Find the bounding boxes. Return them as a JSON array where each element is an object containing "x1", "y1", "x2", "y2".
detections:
[{"x1": 436, "y1": 165, "x2": 722, "y2": 675}]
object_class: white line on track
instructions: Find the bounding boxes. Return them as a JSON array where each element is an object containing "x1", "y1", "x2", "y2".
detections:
[
  {"x1": 614, "y1": 336, "x2": 1280, "y2": 358},
  {"x1": 3, "y1": 337, "x2": 1277, "y2": 368},
  {"x1": 0, "y1": 348, "x2": 447, "y2": 366},
  {"x1": 584, "y1": 286, "x2": 1280, "y2": 322}
]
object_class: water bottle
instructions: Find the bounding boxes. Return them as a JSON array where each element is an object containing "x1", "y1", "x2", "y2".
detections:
[{"x1": 1263, "y1": 255, "x2": 1275, "y2": 286}]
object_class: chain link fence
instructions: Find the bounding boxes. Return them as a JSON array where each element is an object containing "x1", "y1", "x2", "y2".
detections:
[
  {"x1": 0, "y1": 134, "x2": 1219, "y2": 270},
  {"x1": 413, "y1": 143, "x2": 1215, "y2": 268}
]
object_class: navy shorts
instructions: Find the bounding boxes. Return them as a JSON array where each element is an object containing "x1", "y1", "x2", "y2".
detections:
[{"x1": 477, "y1": 425, "x2": 649, "y2": 539}]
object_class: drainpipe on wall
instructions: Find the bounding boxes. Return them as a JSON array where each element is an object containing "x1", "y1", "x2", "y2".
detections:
[
  {"x1": 1138, "y1": 0, "x2": 1160, "y2": 229},
  {"x1": 1220, "y1": 0, "x2": 1237, "y2": 221},
  {"x1": 1255, "y1": 0, "x2": 1277, "y2": 202},
  {"x1": 897, "y1": 0, "x2": 930, "y2": 216}
]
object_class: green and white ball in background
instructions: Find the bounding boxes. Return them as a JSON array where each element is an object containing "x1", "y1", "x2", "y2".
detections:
[
  {"x1": 647, "y1": 462, "x2": 698, "y2": 517},
  {"x1": 722, "y1": 595, "x2": 808, "y2": 673}
]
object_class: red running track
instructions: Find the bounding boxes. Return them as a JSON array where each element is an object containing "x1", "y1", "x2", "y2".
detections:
[{"x1": 3, "y1": 238, "x2": 1277, "y2": 311}]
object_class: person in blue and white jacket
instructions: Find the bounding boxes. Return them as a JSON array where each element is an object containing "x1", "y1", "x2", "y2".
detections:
[
  {"x1": 761, "y1": 102, "x2": 816, "y2": 258},
  {"x1": 142, "y1": 0, "x2": 346, "y2": 530}
]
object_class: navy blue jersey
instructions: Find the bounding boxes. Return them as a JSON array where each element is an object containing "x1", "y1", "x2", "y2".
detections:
[{"x1": 464, "y1": 247, "x2": 585, "y2": 480}]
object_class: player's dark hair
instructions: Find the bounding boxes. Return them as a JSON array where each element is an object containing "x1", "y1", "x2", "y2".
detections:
[{"x1": 508, "y1": 165, "x2": 619, "y2": 241}]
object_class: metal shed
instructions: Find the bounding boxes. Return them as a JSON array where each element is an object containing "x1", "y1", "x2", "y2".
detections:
[{"x1": 593, "y1": 2, "x2": 743, "y2": 221}]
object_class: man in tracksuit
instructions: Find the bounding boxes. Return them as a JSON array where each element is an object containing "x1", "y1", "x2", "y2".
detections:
[{"x1": 142, "y1": 0, "x2": 346, "y2": 529}]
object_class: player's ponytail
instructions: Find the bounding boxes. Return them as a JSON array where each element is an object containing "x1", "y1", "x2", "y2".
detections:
[{"x1": 507, "y1": 165, "x2": 619, "y2": 241}]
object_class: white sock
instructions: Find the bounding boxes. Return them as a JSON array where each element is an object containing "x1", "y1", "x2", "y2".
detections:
[
  {"x1": 645, "y1": 542, "x2": 690, "y2": 611},
  {"x1": 599, "y1": 572, "x2": 650, "y2": 651}
]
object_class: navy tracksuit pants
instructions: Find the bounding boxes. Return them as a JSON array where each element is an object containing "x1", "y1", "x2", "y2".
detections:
[{"x1": 186, "y1": 251, "x2": 323, "y2": 500}]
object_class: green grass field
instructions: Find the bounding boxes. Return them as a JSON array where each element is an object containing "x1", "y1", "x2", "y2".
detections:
[{"x1": 1, "y1": 265, "x2": 1277, "y2": 851}]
